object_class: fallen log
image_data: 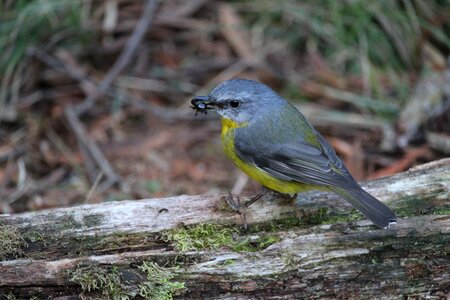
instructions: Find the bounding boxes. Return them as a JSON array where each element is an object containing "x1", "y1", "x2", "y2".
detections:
[{"x1": 0, "y1": 159, "x2": 449, "y2": 299}]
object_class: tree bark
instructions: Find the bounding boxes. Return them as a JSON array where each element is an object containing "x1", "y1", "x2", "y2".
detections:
[{"x1": 0, "y1": 159, "x2": 449, "y2": 299}]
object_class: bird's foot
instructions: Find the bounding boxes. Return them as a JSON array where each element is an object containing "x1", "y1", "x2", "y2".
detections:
[
  {"x1": 226, "y1": 192, "x2": 248, "y2": 228},
  {"x1": 226, "y1": 192, "x2": 265, "y2": 229}
]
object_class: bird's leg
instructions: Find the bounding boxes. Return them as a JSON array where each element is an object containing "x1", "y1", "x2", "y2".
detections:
[
  {"x1": 226, "y1": 191, "x2": 242, "y2": 211},
  {"x1": 226, "y1": 192, "x2": 248, "y2": 228},
  {"x1": 226, "y1": 188, "x2": 268, "y2": 210},
  {"x1": 226, "y1": 189, "x2": 270, "y2": 229},
  {"x1": 242, "y1": 191, "x2": 265, "y2": 208}
]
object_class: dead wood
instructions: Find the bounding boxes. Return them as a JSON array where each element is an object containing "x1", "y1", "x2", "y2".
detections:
[{"x1": 0, "y1": 159, "x2": 449, "y2": 299}]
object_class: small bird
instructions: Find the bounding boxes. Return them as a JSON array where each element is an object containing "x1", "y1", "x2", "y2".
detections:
[{"x1": 191, "y1": 79, "x2": 396, "y2": 229}]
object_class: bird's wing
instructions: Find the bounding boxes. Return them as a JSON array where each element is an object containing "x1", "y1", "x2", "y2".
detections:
[{"x1": 234, "y1": 129, "x2": 355, "y2": 189}]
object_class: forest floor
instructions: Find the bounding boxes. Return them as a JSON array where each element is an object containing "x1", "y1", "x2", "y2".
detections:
[{"x1": 0, "y1": 0, "x2": 449, "y2": 214}]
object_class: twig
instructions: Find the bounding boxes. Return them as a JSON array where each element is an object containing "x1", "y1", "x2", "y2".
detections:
[
  {"x1": 30, "y1": 48, "x2": 99, "y2": 97},
  {"x1": 85, "y1": 172, "x2": 103, "y2": 203},
  {"x1": 367, "y1": 146, "x2": 430, "y2": 179},
  {"x1": 116, "y1": 76, "x2": 198, "y2": 93},
  {"x1": 218, "y1": 4, "x2": 258, "y2": 63},
  {"x1": 301, "y1": 81, "x2": 399, "y2": 114},
  {"x1": 0, "y1": 161, "x2": 16, "y2": 203},
  {"x1": 157, "y1": 0, "x2": 206, "y2": 22},
  {"x1": 77, "y1": 138, "x2": 97, "y2": 183},
  {"x1": 45, "y1": 128, "x2": 80, "y2": 169},
  {"x1": 5, "y1": 168, "x2": 67, "y2": 205},
  {"x1": 64, "y1": 105, "x2": 120, "y2": 189},
  {"x1": 398, "y1": 67, "x2": 450, "y2": 148},
  {"x1": 0, "y1": 145, "x2": 26, "y2": 163},
  {"x1": 299, "y1": 103, "x2": 397, "y2": 151},
  {"x1": 31, "y1": 47, "x2": 198, "y2": 123},
  {"x1": 31, "y1": 0, "x2": 159, "y2": 192},
  {"x1": 75, "y1": 0, "x2": 159, "y2": 115}
]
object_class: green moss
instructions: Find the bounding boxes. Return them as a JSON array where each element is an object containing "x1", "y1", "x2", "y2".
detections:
[
  {"x1": 300, "y1": 207, "x2": 332, "y2": 225},
  {"x1": 216, "y1": 259, "x2": 236, "y2": 267},
  {"x1": 65, "y1": 231, "x2": 159, "y2": 258},
  {"x1": 96, "y1": 232, "x2": 159, "y2": 251},
  {"x1": 433, "y1": 208, "x2": 450, "y2": 215},
  {"x1": 392, "y1": 193, "x2": 450, "y2": 218},
  {"x1": 246, "y1": 208, "x2": 362, "y2": 230},
  {"x1": 324, "y1": 209, "x2": 363, "y2": 224},
  {"x1": 254, "y1": 235, "x2": 281, "y2": 249},
  {"x1": 164, "y1": 223, "x2": 236, "y2": 252},
  {"x1": 280, "y1": 251, "x2": 296, "y2": 268},
  {"x1": 82, "y1": 213, "x2": 104, "y2": 227},
  {"x1": 43, "y1": 213, "x2": 83, "y2": 232},
  {"x1": 247, "y1": 214, "x2": 302, "y2": 233},
  {"x1": 138, "y1": 261, "x2": 185, "y2": 300},
  {"x1": 295, "y1": 193, "x2": 450, "y2": 225},
  {"x1": 0, "y1": 225, "x2": 28, "y2": 260},
  {"x1": 23, "y1": 231, "x2": 45, "y2": 243},
  {"x1": 165, "y1": 223, "x2": 282, "y2": 253},
  {"x1": 68, "y1": 262, "x2": 185, "y2": 300},
  {"x1": 69, "y1": 265, "x2": 133, "y2": 299},
  {"x1": 11, "y1": 229, "x2": 166, "y2": 260},
  {"x1": 297, "y1": 207, "x2": 363, "y2": 225},
  {"x1": 231, "y1": 235, "x2": 282, "y2": 252}
]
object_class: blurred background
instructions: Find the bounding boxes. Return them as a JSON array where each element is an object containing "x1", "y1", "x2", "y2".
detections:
[{"x1": 0, "y1": 0, "x2": 449, "y2": 214}]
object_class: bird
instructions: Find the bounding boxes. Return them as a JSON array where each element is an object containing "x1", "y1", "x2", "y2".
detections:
[{"x1": 191, "y1": 78, "x2": 396, "y2": 229}]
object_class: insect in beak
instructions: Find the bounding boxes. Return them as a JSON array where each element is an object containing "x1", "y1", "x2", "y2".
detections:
[{"x1": 191, "y1": 96, "x2": 214, "y2": 116}]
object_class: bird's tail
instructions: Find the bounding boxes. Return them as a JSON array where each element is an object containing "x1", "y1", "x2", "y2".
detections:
[{"x1": 331, "y1": 186, "x2": 396, "y2": 229}]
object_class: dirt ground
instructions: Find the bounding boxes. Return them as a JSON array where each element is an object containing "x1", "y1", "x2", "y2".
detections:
[{"x1": 1, "y1": 0, "x2": 449, "y2": 214}]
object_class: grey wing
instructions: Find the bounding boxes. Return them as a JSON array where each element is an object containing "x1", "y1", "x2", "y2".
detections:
[
  {"x1": 234, "y1": 129, "x2": 356, "y2": 189},
  {"x1": 234, "y1": 124, "x2": 397, "y2": 229}
]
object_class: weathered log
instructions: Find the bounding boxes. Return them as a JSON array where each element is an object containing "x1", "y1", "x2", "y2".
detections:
[{"x1": 0, "y1": 159, "x2": 449, "y2": 299}]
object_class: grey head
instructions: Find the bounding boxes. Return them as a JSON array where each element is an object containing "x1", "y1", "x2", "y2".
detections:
[{"x1": 191, "y1": 79, "x2": 287, "y2": 124}]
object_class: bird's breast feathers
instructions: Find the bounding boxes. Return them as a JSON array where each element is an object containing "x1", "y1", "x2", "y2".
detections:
[{"x1": 220, "y1": 117, "x2": 321, "y2": 194}]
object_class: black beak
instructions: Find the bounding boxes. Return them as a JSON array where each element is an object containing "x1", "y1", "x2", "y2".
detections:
[
  {"x1": 191, "y1": 96, "x2": 212, "y2": 106},
  {"x1": 191, "y1": 96, "x2": 215, "y2": 115}
]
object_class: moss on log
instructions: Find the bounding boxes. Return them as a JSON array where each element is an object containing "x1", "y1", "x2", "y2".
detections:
[{"x1": 0, "y1": 159, "x2": 449, "y2": 299}]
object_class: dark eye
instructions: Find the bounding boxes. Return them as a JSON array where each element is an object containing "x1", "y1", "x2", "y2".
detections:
[{"x1": 229, "y1": 100, "x2": 240, "y2": 108}]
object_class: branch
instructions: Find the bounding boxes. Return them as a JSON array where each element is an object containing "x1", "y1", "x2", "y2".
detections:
[
  {"x1": 75, "y1": 0, "x2": 159, "y2": 115},
  {"x1": 0, "y1": 159, "x2": 449, "y2": 299}
]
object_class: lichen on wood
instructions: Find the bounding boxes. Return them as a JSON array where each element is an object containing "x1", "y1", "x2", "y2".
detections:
[
  {"x1": 0, "y1": 225, "x2": 27, "y2": 260},
  {"x1": 0, "y1": 159, "x2": 449, "y2": 299}
]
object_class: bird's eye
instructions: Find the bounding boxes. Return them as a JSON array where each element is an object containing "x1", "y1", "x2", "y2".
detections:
[{"x1": 229, "y1": 100, "x2": 240, "y2": 108}]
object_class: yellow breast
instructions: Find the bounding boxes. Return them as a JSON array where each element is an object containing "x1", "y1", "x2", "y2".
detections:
[{"x1": 220, "y1": 117, "x2": 320, "y2": 194}]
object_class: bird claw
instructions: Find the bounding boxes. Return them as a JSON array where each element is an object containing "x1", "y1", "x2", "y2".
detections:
[
  {"x1": 225, "y1": 192, "x2": 266, "y2": 229},
  {"x1": 226, "y1": 192, "x2": 248, "y2": 229}
]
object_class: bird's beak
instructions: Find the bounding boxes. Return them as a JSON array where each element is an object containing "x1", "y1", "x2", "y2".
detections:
[
  {"x1": 191, "y1": 96, "x2": 216, "y2": 115},
  {"x1": 191, "y1": 96, "x2": 215, "y2": 107}
]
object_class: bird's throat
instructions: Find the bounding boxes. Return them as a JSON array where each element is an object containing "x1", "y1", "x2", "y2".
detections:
[
  {"x1": 221, "y1": 117, "x2": 246, "y2": 136},
  {"x1": 221, "y1": 117, "x2": 246, "y2": 164}
]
